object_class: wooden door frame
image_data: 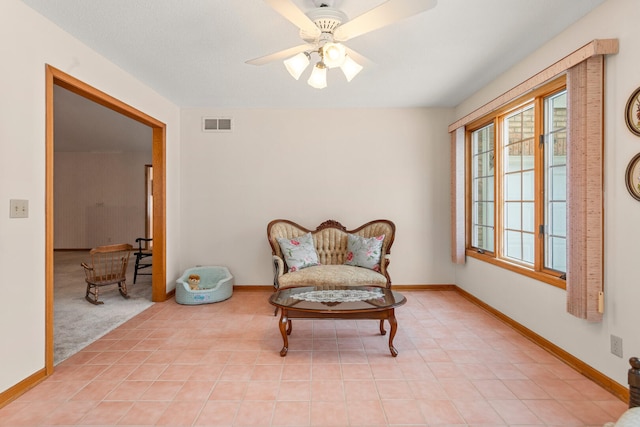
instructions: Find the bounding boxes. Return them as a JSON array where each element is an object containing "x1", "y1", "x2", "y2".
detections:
[
  {"x1": 45, "y1": 65, "x2": 167, "y2": 372},
  {"x1": 145, "y1": 164, "x2": 153, "y2": 247}
]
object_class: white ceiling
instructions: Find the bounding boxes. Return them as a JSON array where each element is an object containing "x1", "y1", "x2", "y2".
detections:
[{"x1": 23, "y1": 0, "x2": 605, "y2": 109}]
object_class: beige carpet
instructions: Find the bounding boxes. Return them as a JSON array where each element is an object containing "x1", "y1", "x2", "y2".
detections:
[{"x1": 54, "y1": 250, "x2": 154, "y2": 365}]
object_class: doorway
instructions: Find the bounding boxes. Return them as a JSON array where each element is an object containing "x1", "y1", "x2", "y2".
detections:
[{"x1": 45, "y1": 65, "x2": 167, "y2": 373}]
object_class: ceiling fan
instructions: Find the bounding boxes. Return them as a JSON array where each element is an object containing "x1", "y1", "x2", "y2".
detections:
[{"x1": 246, "y1": 0, "x2": 438, "y2": 89}]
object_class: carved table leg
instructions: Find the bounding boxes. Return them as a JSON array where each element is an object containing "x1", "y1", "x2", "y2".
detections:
[
  {"x1": 388, "y1": 309, "x2": 398, "y2": 357},
  {"x1": 287, "y1": 319, "x2": 292, "y2": 335},
  {"x1": 379, "y1": 319, "x2": 386, "y2": 335},
  {"x1": 278, "y1": 310, "x2": 289, "y2": 357}
]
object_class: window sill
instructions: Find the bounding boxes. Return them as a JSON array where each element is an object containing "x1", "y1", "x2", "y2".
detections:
[{"x1": 465, "y1": 250, "x2": 566, "y2": 290}]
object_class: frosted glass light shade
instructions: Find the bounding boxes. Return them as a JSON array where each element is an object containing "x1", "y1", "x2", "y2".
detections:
[
  {"x1": 340, "y1": 56, "x2": 363, "y2": 82},
  {"x1": 307, "y1": 62, "x2": 327, "y2": 89},
  {"x1": 284, "y1": 52, "x2": 310, "y2": 80},
  {"x1": 322, "y1": 42, "x2": 346, "y2": 68}
]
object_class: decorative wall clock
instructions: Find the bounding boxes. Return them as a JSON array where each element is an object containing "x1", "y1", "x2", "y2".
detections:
[
  {"x1": 625, "y1": 87, "x2": 640, "y2": 136},
  {"x1": 625, "y1": 153, "x2": 640, "y2": 200}
]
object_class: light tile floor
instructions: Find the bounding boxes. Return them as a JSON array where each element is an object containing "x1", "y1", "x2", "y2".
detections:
[{"x1": 0, "y1": 290, "x2": 627, "y2": 426}]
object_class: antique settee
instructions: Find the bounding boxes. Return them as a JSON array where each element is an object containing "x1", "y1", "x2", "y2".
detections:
[{"x1": 267, "y1": 219, "x2": 395, "y2": 290}]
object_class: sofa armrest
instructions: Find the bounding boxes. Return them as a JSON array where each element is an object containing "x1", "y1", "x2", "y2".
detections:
[
  {"x1": 272, "y1": 255, "x2": 285, "y2": 289},
  {"x1": 382, "y1": 254, "x2": 392, "y2": 288}
]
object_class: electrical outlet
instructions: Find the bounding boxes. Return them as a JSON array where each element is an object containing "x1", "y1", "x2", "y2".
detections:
[
  {"x1": 9, "y1": 199, "x2": 28, "y2": 218},
  {"x1": 611, "y1": 335, "x2": 623, "y2": 358}
]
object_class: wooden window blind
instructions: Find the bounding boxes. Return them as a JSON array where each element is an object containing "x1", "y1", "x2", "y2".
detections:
[
  {"x1": 451, "y1": 127, "x2": 466, "y2": 264},
  {"x1": 565, "y1": 55, "x2": 604, "y2": 322}
]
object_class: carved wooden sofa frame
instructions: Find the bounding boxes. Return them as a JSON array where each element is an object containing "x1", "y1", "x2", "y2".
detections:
[{"x1": 267, "y1": 219, "x2": 396, "y2": 290}]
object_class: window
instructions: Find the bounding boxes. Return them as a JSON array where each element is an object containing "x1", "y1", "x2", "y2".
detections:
[
  {"x1": 471, "y1": 124, "x2": 494, "y2": 253},
  {"x1": 451, "y1": 41, "x2": 615, "y2": 318},
  {"x1": 544, "y1": 92, "x2": 567, "y2": 273},
  {"x1": 467, "y1": 79, "x2": 567, "y2": 285},
  {"x1": 503, "y1": 105, "x2": 535, "y2": 265}
]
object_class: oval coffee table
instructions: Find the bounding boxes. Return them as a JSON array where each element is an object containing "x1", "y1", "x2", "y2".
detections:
[{"x1": 268, "y1": 286, "x2": 407, "y2": 357}]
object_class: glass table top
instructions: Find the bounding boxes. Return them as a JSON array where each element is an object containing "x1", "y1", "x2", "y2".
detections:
[{"x1": 269, "y1": 286, "x2": 406, "y2": 312}]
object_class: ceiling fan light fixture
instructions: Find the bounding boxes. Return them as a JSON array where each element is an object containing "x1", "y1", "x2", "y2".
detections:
[
  {"x1": 307, "y1": 62, "x2": 327, "y2": 89},
  {"x1": 251, "y1": 0, "x2": 439, "y2": 88},
  {"x1": 284, "y1": 51, "x2": 311, "y2": 80},
  {"x1": 322, "y1": 42, "x2": 346, "y2": 68},
  {"x1": 340, "y1": 55, "x2": 363, "y2": 82}
]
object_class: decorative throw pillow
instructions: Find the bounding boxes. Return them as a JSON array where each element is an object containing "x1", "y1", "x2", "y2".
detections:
[
  {"x1": 344, "y1": 234, "x2": 385, "y2": 271},
  {"x1": 277, "y1": 232, "x2": 320, "y2": 273}
]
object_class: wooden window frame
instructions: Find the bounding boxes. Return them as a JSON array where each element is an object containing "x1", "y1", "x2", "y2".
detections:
[
  {"x1": 469, "y1": 123, "x2": 496, "y2": 254},
  {"x1": 465, "y1": 77, "x2": 567, "y2": 289}
]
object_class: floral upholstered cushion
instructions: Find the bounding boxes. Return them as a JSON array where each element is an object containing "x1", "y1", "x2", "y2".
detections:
[
  {"x1": 277, "y1": 265, "x2": 387, "y2": 289},
  {"x1": 344, "y1": 233, "x2": 385, "y2": 271},
  {"x1": 277, "y1": 232, "x2": 320, "y2": 273}
]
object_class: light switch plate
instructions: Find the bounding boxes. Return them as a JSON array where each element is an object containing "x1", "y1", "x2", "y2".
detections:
[{"x1": 10, "y1": 199, "x2": 28, "y2": 218}]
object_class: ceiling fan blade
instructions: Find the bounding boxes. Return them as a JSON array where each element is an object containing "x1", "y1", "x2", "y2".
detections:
[
  {"x1": 264, "y1": 0, "x2": 321, "y2": 37},
  {"x1": 344, "y1": 46, "x2": 372, "y2": 67},
  {"x1": 334, "y1": 0, "x2": 437, "y2": 42},
  {"x1": 246, "y1": 44, "x2": 315, "y2": 66}
]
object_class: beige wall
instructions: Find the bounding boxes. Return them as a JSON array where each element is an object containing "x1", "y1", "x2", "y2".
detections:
[
  {"x1": 54, "y1": 151, "x2": 151, "y2": 248},
  {"x1": 453, "y1": 0, "x2": 640, "y2": 386},
  {"x1": 0, "y1": 0, "x2": 181, "y2": 393},
  {"x1": 179, "y1": 108, "x2": 455, "y2": 286}
]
